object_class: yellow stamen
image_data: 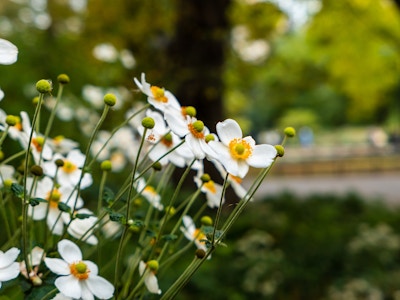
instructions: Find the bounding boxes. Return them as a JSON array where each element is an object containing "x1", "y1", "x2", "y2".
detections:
[
  {"x1": 70, "y1": 261, "x2": 89, "y2": 280},
  {"x1": 204, "y1": 180, "x2": 216, "y2": 194},
  {"x1": 188, "y1": 122, "x2": 205, "y2": 139},
  {"x1": 62, "y1": 160, "x2": 77, "y2": 174},
  {"x1": 193, "y1": 228, "x2": 206, "y2": 243},
  {"x1": 228, "y1": 138, "x2": 252, "y2": 160},
  {"x1": 150, "y1": 86, "x2": 168, "y2": 103},
  {"x1": 46, "y1": 189, "x2": 62, "y2": 208},
  {"x1": 161, "y1": 133, "x2": 173, "y2": 147}
]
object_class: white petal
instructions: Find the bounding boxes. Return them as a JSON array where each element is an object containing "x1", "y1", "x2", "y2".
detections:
[
  {"x1": 0, "y1": 88, "x2": 4, "y2": 101},
  {"x1": 0, "y1": 247, "x2": 20, "y2": 268},
  {"x1": 216, "y1": 119, "x2": 242, "y2": 145},
  {"x1": 86, "y1": 275, "x2": 115, "y2": 299},
  {"x1": 83, "y1": 260, "x2": 98, "y2": 276},
  {"x1": 80, "y1": 281, "x2": 95, "y2": 300},
  {"x1": 58, "y1": 239, "x2": 82, "y2": 263},
  {"x1": 236, "y1": 160, "x2": 250, "y2": 178},
  {"x1": 185, "y1": 135, "x2": 205, "y2": 159},
  {"x1": 0, "y1": 262, "x2": 20, "y2": 281},
  {"x1": 55, "y1": 275, "x2": 82, "y2": 299},
  {"x1": 144, "y1": 272, "x2": 162, "y2": 294},
  {"x1": 0, "y1": 39, "x2": 18, "y2": 65},
  {"x1": 246, "y1": 144, "x2": 277, "y2": 168},
  {"x1": 44, "y1": 258, "x2": 70, "y2": 275}
]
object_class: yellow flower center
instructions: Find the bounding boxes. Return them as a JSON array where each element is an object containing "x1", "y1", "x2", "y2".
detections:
[
  {"x1": 228, "y1": 138, "x2": 252, "y2": 160},
  {"x1": 70, "y1": 261, "x2": 89, "y2": 280},
  {"x1": 188, "y1": 121, "x2": 205, "y2": 139},
  {"x1": 46, "y1": 189, "x2": 62, "y2": 208},
  {"x1": 161, "y1": 133, "x2": 173, "y2": 147},
  {"x1": 193, "y1": 228, "x2": 206, "y2": 243},
  {"x1": 62, "y1": 160, "x2": 77, "y2": 174},
  {"x1": 150, "y1": 86, "x2": 168, "y2": 103},
  {"x1": 144, "y1": 186, "x2": 157, "y2": 196},
  {"x1": 203, "y1": 180, "x2": 216, "y2": 194},
  {"x1": 32, "y1": 137, "x2": 44, "y2": 152}
]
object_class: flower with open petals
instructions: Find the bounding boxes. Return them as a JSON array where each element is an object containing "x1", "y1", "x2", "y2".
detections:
[
  {"x1": 0, "y1": 247, "x2": 20, "y2": 289},
  {"x1": 134, "y1": 73, "x2": 181, "y2": 112},
  {"x1": 45, "y1": 239, "x2": 114, "y2": 300},
  {"x1": 139, "y1": 261, "x2": 161, "y2": 295},
  {"x1": 208, "y1": 119, "x2": 277, "y2": 178},
  {"x1": 180, "y1": 215, "x2": 208, "y2": 253},
  {"x1": 0, "y1": 38, "x2": 18, "y2": 65}
]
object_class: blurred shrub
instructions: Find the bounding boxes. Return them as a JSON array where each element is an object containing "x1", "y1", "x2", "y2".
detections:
[{"x1": 172, "y1": 192, "x2": 400, "y2": 300}]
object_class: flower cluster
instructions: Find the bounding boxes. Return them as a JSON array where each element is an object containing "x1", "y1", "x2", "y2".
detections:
[{"x1": 0, "y1": 38, "x2": 291, "y2": 299}]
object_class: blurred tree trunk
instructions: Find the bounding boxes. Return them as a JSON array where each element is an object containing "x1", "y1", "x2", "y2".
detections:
[{"x1": 166, "y1": 0, "x2": 231, "y2": 128}]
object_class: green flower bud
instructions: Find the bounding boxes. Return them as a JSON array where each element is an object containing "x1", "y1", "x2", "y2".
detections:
[
  {"x1": 147, "y1": 260, "x2": 159, "y2": 271},
  {"x1": 57, "y1": 74, "x2": 70, "y2": 84},
  {"x1": 4, "y1": 179, "x2": 13, "y2": 189},
  {"x1": 165, "y1": 206, "x2": 176, "y2": 216},
  {"x1": 31, "y1": 165, "x2": 43, "y2": 177},
  {"x1": 101, "y1": 160, "x2": 112, "y2": 171},
  {"x1": 200, "y1": 173, "x2": 211, "y2": 183},
  {"x1": 5, "y1": 115, "x2": 17, "y2": 126},
  {"x1": 36, "y1": 79, "x2": 52, "y2": 94},
  {"x1": 142, "y1": 117, "x2": 155, "y2": 129},
  {"x1": 195, "y1": 249, "x2": 206, "y2": 259},
  {"x1": 284, "y1": 127, "x2": 296, "y2": 138},
  {"x1": 201, "y1": 215, "x2": 213, "y2": 226},
  {"x1": 55, "y1": 159, "x2": 64, "y2": 167},
  {"x1": 152, "y1": 161, "x2": 162, "y2": 171},
  {"x1": 183, "y1": 106, "x2": 196, "y2": 117},
  {"x1": 103, "y1": 93, "x2": 117, "y2": 106},
  {"x1": 275, "y1": 145, "x2": 285, "y2": 157},
  {"x1": 32, "y1": 96, "x2": 41, "y2": 105}
]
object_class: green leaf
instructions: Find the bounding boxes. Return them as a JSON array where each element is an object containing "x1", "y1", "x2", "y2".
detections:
[
  {"x1": 57, "y1": 202, "x2": 71, "y2": 213},
  {"x1": 103, "y1": 187, "x2": 115, "y2": 204},
  {"x1": 162, "y1": 234, "x2": 177, "y2": 241},
  {"x1": 29, "y1": 197, "x2": 47, "y2": 207},
  {"x1": 109, "y1": 211, "x2": 125, "y2": 224},
  {"x1": 75, "y1": 213, "x2": 93, "y2": 220},
  {"x1": 11, "y1": 183, "x2": 24, "y2": 199}
]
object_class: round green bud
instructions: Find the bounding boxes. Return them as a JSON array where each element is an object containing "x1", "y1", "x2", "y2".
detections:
[
  {"x1": 55, "y1": 159, "x2": 65, "y2": 167},
  {"x1": 192, "y1": 120, "x2": 204, "y2": 132},
  {"x1": 184, "y1": 106, "x2": 197, "y2": 117},
  {"x1": 4, "y1": 179, "x2": 13, "y2": 189},
  {"x1": 36, "y1": 79, "x2": 52, "y2": 94},
  {"x1": 57, "y1": 74, "x2": 70, "y2": 84},
  {"x1": 165, "y1": 206, "x2": 176, "y2": 216},
  {"x1": 133, "y1": 198, "x2": 142, "y2": 207},
  {"x1": 128, "y1": 225, "x2": 141, "y2": 233},
  {"x1": 147, "y1": 260, "x2": 159, "y2": 271},
  {"x1": 200, "y1": 173, "x2": 211, "y2": 183},
  {"x1": 201, "y1": 215, "x2": 213, "y2": 226},
  {"x1": 152, "y1": 161, "x2": 162, "y2": 171},
  {"x1": 275, "y1": 145, "x2": 285, "y2": 157},
  {"x1": 205, "y1": 134, "x2": 215, "y2": 143},
  {"x1": 5, "y1": 115, "x2": 17, "y2": 126},
  {"x1": 0, "y1": 151, "x2": 4, "y2": 161},
  {"x1": 103, "y1": 93, "x2": 117, "y2": 106},
  {"x1": 142, "y1": 117, "x2": 155, "y2": 129},
  {"x1": 195, "y1": 249, "x2": 206, "y2": 259},
  {"x1": 31, "y1": 165, "x2": 43, "y2": 177},
  {"x1": 32, "y1": 96, "x2": 42, "y2": 105},
  {"x1": 101, "y1": 160, "x2": 112, "y2": 171},
  {"x1": 284, "y1": 127, "x2": 296, "y2": 138}
]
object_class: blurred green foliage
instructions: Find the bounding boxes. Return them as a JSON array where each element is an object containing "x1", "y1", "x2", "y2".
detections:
[{"x1": 170, "y1": 192, "x2": 400, "y2": 300}]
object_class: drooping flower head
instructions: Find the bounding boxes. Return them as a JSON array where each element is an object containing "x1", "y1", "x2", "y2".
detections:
[
  {"x1": 208, "y1": 119, "x2": 277, "y2": 178},
  {"x1": 139, "y1": 260, "x2": 162, "y2": 295},
  {"x1": 44, "y1": 239, "x2": 114, "y2": 299}
]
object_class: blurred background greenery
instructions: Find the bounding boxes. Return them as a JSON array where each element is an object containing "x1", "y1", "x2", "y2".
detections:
[{"x1": 1, "y1": 0, "x2": 400, "y2": 299}]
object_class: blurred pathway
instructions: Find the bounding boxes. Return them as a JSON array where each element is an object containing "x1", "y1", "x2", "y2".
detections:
[{"x1": 248, "y1": 172, "x2": 400, "y2": 206}]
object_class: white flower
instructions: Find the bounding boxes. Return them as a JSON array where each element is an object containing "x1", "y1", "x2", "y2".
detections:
[
  {"x1": 0, "y1": 247, "x2": 20, "y2": 289},
  {"x1": 139, "y1": 261, "x2": 161, "y2": 295},
  {"x1": 0, "y1": 165, "x2": 15, "y2": 188},
  {"x1": 194, "y1": 174, "x2": 225, "y2": 208},
  {"x1": 0, "y1": 38, "x2": 18, "y2": 65},
  {"x1": 92, "y1": 43, "x2": 118, "y2": 63},
  {"x1": 180, "y1": 215, "x2": 208, "y2": 253},
  {"x1": 62, "y1": 208, "x2": 98, "y2": 245},
  {"x1": 134, "y1": 73, "x2": 181, "y2": 113},
  {"x1": 45, "y1": 239, "x2": 114, "y2": 300},
  {"x1": 27, "y1": 176, "x2": 84, "y2": 235},
  {"x1": 208, "y1": 119, "x2": 277, "y2": 178},
  {"x1": 43, "y1": 149, "x2": 93, "y2": 189}
]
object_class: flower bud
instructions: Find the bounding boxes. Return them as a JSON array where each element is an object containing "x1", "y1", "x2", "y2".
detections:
[
  {"x1": 201, "y1": 215, "x2": 213, "y2": 226},
  {"x1": 103, "y1": 93, "x2": 117, "y2": 106},
  {"x1": 195, "y1": 249, "x2": 206, "y2": 259},
  {"x1": 55, "y1": 159, "x2": 64, "y2": 167},
  {"x1": 142, "y1": 117, "x2": 155, "y2": 129},
  {"x1": 200, "y1": 173, "x2": 211, "y2": 183},
  {"x1": 147, "y1": 260, "x2": 159, "y2": 271},
  {"x1": 284, "y1": 127, "x2": 296, "y2": 138},
  {"x1": 275, "y1": 145, "x2": 285, "y2": 157},
  {"x1": 183, "y1": 106, "x2": 196, "y2": 117},
  {"x1": 31, "y1": 165, "x2": 43, "y2": 177},
  {"x1": 101, "y1": 160, "x2": 112, "y2": 171},
  {"x1": 5, "y1": 115, "x2": 17, "y2": 126},
  {"x1": 36, "y1": 79, "x2": 52, "y2": 94},
  {"x1": 165, "y1": 206, "x2": 176, "y2": 216},
  {"x1": 57, "y1": 74, "x2": 70, "y2": 84},
  {"x1": 32, "y1": 96, "x2": 41, "y2": 105},
  {"x1": 152, "y1": 161, "x2": 162, "y2": 171}
]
